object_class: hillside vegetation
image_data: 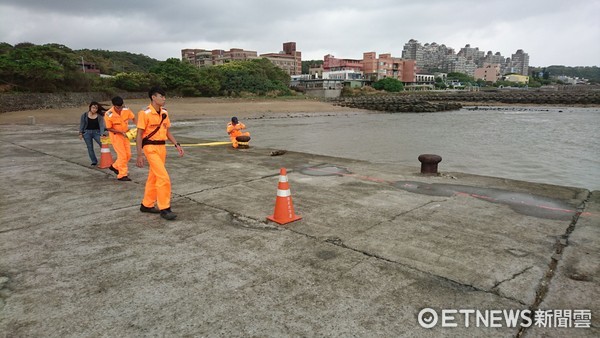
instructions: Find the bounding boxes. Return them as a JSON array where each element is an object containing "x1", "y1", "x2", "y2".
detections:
[{"x1": 0, "y1": 42, "x2": 291, "y2": 97}]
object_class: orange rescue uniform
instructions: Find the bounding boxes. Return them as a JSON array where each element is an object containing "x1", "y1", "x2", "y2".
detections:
[
  {"x1": 104, "y1": 107, "x2": 135, "y2": 179},
  {"x1": 137, "y1": 105, "x2": 172, "y2": 211},
  {"x1": 227, "y1": 121, "x2": 250, "y2": 148}
]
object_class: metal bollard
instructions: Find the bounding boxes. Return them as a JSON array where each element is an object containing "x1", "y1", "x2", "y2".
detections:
[
  {"x1": 28, "y1": 116, "x2": 36, "y2": 125},
  {"x1": 418, "y1": 154, "x2": 442, "y2": 174}
]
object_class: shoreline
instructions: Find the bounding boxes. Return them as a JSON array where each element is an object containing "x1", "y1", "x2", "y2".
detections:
[
  {"x1": 0, "y1": 97, "x2": 597, "y2": 126},
  {"x1": 0, "y1": 97, "x2": 366, "y2": 125}
]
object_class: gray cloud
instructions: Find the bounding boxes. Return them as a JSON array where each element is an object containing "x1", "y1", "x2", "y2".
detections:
[{"x1": 0, "y1": 0, "x2": 598, "y2": 66}]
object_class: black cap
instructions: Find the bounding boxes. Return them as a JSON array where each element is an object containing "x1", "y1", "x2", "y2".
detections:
[{"x1": 231, "y1": 116, "x2": 238, "y2": 125}]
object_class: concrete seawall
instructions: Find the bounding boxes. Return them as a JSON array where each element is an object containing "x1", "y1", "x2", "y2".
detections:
[
  {"x1": 0, "y1": 92, "x2": 146, "y2": 113},
  {"x1": 0, "y1": 124, "x2": 598, "y2": 337}
]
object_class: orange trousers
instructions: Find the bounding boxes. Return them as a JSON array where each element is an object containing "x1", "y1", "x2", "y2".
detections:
[
  {"x1": 230, "y1": 131, "x2": 250, "y2": 148},
  {"x1": 141, "y1": 144, "x2": 171, "y2": 210},
  {"x1": 110, "y1": 134, "x2": 131, "y2": 179}
]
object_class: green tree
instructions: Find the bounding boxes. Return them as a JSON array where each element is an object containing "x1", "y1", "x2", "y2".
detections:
[
  {"x1": 197, "y1": 66, "x2": 222, "y2": 96},
  {"x1": 149, "y1": 58, "x2": 201, "y2": 94},
  {"x1": 372, "y1": 77, "x2": 404, "y2": 92},
  {"x1": 545, "y1": 65, "x2": 600, "y2": 83},
  {"x1": 447, "y1": 72, "x2": 476, "y2": 85},
  {"x1": 434, "y1": 77, "x2": 447, "y2": 89},
  {"x1": 0, "y1": 43, "x2": 69, "y2": 92},
  {"x1": 112, "y1": 72, "x2": 161, "y2": 92},
  {"x1": 77, "y1": 49, "x2": 160, "y2": 74},
  {"x1": 216, "y1": 58, "x2": 291, "y2": 96}
]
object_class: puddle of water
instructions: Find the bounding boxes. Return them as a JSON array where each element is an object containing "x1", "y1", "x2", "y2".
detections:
[{"x1": 394, "y1": 181, "x2": 577, "y2": 220}]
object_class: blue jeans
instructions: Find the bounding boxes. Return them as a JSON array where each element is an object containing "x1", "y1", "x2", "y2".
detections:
[{"x1": 83, "y1": 129, "x2": 102, "y2": 164}]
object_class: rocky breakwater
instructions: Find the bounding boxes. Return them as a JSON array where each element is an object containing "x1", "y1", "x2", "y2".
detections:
[
  {"x1": 332, "y1": 95, "x2": 463, "y2": 113},
  {"x1": 403, "y1": 88, "x2": 600, "y2": 105}
]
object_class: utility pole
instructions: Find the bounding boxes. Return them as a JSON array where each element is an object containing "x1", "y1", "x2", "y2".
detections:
[{"x1": 81, "y1": 56, "x2": 85, "y2": 73}]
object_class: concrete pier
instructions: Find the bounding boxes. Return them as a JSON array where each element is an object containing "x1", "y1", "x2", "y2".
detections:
[{"x1": 0, "y1": 124, "x2": 598, "y2": 337}]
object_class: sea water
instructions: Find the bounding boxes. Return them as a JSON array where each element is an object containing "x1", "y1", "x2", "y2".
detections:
[{"x1": 177, "y1": 106, "x2": 600, "y2": 190}]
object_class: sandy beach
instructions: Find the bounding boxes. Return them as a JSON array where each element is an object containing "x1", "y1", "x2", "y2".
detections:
[
  {"x1": 1, "y1": 95, "x2": 596, "y2": 126},
  {"x1": 0, "y1": 97, "x2": 365, "y2": 125}
]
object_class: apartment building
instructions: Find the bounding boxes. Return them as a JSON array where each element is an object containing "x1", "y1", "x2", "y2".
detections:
[
  {"x1": 322, "y1": 54, "x2": 363, "y2": 72},
  {"x1": 401, "y1": 39, "x2": 424, "y2": 65},
  {"x1": 458, "y1": 44, "x2": 485, "y2": 66},
  {"x1": 402, "y1": 39, "x2": 456, "y2": 71},
  {"x1": 182, "y1": 42, "x2": 301, "y2": 75},
  {"x1": 510, "y1": 49, "x2": 530, "y2": 76},
  {"x1": 401, "y1": 39, "x2": 529, "y2": 77},
  {"x1": 484, "y1": 51, "x2": 505, "y2": 65},
  {"x1": 442, "y1": 55, "x2": 477, "y2": 76},
  {"x1": 474, "y1": 63, "x2": 501, "y2": 83},
  {"x1": 259, "y1": 42, "x2": 302, "y2": 75},
  {"x1": 421, "y1": 42, "x2": 454, "y2": 70},
  {"x1": 362, "y1": 52, "x2": 417, "y2": 82},
  {"x1": 259, "y1": 53, "x2": 298, "y2": 75},
  {"x1": 181, "y1": 48, "x2": 257, "y2": 67}
]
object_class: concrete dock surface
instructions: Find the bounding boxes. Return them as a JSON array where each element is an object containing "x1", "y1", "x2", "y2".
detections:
[{"x1": 0, "y1": 124, "x2": 598, "y2": 337}]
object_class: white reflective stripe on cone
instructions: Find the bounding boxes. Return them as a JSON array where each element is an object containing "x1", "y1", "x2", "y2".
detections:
[
  {"x1": 277, "y1": 189, "x2": 291, "y2": 197},
  {"x1": 279, "y1": 175, "x2": 288, "y2": 182},
  {"x1": 101, "y1": 148, "x2": 111, "y2": 153}
]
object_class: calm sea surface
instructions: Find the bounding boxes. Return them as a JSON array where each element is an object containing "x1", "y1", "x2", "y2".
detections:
[{"x1": 176, "y1": 107, "x2": 600, "y2": 190}]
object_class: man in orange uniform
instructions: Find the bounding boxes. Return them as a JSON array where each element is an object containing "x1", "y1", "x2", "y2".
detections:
[
  {"x1": 226, "y1": 116, "x2": 250, "y2": 148},
  {"x1": 136, "y1": 87, "x2": 184, "y2": 220},
  {"x1": 104, "y1": 96, "x2": 136, "y2": 181}
]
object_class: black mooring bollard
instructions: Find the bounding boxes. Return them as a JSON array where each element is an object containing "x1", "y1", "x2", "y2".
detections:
[{"x1": 418, "y1": 154, "x2": 442, "y2": 174}]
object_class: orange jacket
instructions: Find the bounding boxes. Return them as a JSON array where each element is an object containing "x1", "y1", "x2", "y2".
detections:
[
  {"x1": 104, "y1": 107, "x2": 135, "y2": 133},
  {"x1": 137, "y1": 105, "x2": 171, "y2": 141},
  {"x1": 227, "y1": 122, "x2": 246, "y2": 138}
]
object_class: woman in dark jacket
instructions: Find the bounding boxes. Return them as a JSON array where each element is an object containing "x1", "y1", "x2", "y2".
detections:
[{"x1": 78, "y1": 101, "x2": 107, "y2": 165}]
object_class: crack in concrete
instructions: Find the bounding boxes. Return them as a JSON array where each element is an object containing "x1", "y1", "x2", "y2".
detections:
[
  {"x1": 356, "y1": 199, "x2": 448, "y2": 235},
  {"x1": 182, "y1": 197, "x2": 280, "y2": 231},
  {"x1": 492, "y1": 266, "x2": 534, "y2": 290},
  {"x1": 287, "y1": 227, "x2": 529, "y2": 306},
  {"x1": 5, "y1": 141, "x2": 117, "y2": 176},
  {"x1": 179, "y1": 172, "x2": 279, "y2": 197},
  {"x1": 516, "y1": 190, "x2": 591, "y2": 338}
]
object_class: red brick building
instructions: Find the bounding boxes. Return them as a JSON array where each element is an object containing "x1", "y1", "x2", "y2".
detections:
[
  {"x1": 260, "y1": 42, "x2": 302, "y2": 75},
  {"x1": 362, "y1": 52, "x2": 416, "y2": 83},
  {"x1": 322, "y1": 54, "x2": 363, "y2": 72}
]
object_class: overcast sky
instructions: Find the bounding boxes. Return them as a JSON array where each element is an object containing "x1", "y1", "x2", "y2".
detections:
[{"x1": 1, "y1": 0, "x2": 598, "y2": 67}]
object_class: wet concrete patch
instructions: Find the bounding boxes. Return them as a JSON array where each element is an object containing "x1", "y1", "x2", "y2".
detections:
[
  {"x1": 316, "y1": 250, "x2": 338, "y2": 260},
  {"x1": 298, "y1": 164, "x2": 352, "y2": 176},
  {"x1": 393, "y1": 181, "x2": 578, "y2": 220}
]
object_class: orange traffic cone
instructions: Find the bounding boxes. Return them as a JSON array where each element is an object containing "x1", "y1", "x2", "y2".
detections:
[
  {"x1": 267, "y1": 168, "x2": 302, "y2": 225},
  {"x1": 98, "y1": 136, "x2": 114, "y2": 169}
]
